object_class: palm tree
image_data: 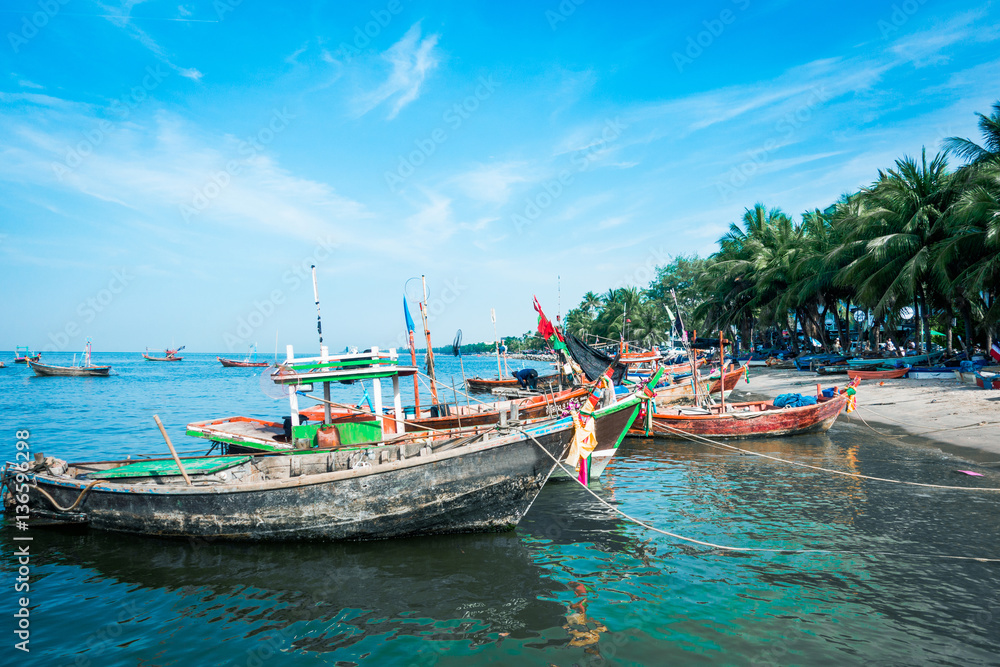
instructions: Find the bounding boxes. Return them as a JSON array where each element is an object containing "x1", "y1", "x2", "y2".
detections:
[
  {"x1": 944, "y1": 102, "x2": 1000, "y2": 167},
  {"x1": 581, "y1": 291, "x2": 602, "y2": 315},
  {"x1": 836, "y1": 149, "x2": 956, "y2": 352}
]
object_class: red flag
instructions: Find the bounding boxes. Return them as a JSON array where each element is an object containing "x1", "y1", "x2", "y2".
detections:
[
  {"x1": 533, "y1": 296, "x2": 564, "y2": 342},
  {"x1": 991, "y1": 342, "x2": 1000, "y2": 363}
]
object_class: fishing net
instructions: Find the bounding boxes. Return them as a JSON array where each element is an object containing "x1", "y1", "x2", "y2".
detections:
[{"x1": 564, "y1": 333, "x2": 627, "y2": 384}]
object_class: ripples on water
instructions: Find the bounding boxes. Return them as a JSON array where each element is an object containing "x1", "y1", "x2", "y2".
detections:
[{"x1": 1, "y1": 353, "x2": 998, "y2": 665}]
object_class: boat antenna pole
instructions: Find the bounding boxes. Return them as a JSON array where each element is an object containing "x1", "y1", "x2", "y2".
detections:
[
  {"x1": 311, "y1": 264, "x2": 323, "y2": 345},
  {"x1": 492, "y1": 308, "x2": 502, "y2": 379},
  {"x1": 419, "y1": 275, "x2": 439, "y2": 405},
  {"x1": 311, "y1": 264, "x2": 332, "y2": 423}
]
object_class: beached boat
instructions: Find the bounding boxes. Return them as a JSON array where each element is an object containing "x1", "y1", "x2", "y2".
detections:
[
  {"x1": 907, "y1": 366, "x2": 958, "y2": 380},
  {"x1": 143, "y1": 346, "x2": 184, "y2": 362},
  {"x1": 637, "y1": 384, "x2": 856, "y2": 440},
  {"x1": 465, "y1": 373, "x2": 562, "y2": 393},
  {"x1": 846, "y1": 351, "x2": 942, "y2": 368},
  {"x1": 13, "y1": 346, "x2": 40, "y2": 364},
  {"x1": 27, "y1": 340, "x2": 111, "y2": 377},
  {"x1": 793, "y1": 353, "x2": 845, "y2": 372},
  {"x1": 847, "y1": 365, "x2": 910, "y2": 380},
  {"x1": 815, "y1": 363, "x2": 849, "y2": 375}
]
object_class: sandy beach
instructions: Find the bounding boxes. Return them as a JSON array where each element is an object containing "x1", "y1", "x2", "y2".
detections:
[{"x1": 728, "y1": 368, "x2": 1000, "y2": 461}]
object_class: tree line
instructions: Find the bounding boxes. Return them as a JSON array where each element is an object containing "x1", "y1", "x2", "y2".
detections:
[{"x1": 562, "y1": 102, "x2": 1000, "y2": 355}]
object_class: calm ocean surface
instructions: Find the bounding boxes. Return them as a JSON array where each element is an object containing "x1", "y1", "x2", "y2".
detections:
[{"x1": 1, "y1": 352, "x2": 999, "y2": 666}]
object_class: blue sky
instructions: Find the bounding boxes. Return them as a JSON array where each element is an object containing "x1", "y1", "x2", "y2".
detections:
[{"x1": 1, "y1": 0, "x2": 997, "y2": 355}]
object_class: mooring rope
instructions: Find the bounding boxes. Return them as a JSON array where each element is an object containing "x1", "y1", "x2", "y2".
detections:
[
  {"x1": 517, "y1": 428, "x2": 1000, "y2": 563},
  {"x1": 646, "y1": 419, "x2": 1000, "y2": 492}
]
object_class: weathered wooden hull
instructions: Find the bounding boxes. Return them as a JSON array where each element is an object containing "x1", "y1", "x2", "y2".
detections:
[
  {"x1": 27, "y1": 360, "x2": 111, "y2": 377},
  {"x1": 641, "y1": 393, "x2": 849, "y2": 440},
  {"x1": 847, "y1": 366, "x2": 909, "y2": 380},
  {"x1": 465, "y1": 373, "x2": 561, "y2": 393},
  {"x1": 707, "y1": 364, "x2": 746, "y2": 395},
  {"x1": 143, "y1": 354, "x2": 183, "y2": 361},
  {"x1": 218, "y1": 356, "x2": 269, "y2": 367},
  {"x1": 5, "y1": 421, "x2": 573, "y2": 541}
]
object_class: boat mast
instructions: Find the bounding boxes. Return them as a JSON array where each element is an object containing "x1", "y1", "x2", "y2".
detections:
[
  {"x1": 419, "y1": 275, "x2": 439, "y2": 405},
  {"x1": 492, "y1": 308, "x2": 502, "y2": 379},
  {"x1": 311, "y1": 265, "x2": 332, "y2": 424},
  {"x1": 672, "y1": 289, "x2": 698, "y2": 406},
  {"x1": 719, "y1": 329, "x2": 726, "y2": 414}
]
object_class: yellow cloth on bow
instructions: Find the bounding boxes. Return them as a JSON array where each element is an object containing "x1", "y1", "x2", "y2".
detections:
[{"x1": 565, "y1": 409, "x2": 597, "y2": 468}]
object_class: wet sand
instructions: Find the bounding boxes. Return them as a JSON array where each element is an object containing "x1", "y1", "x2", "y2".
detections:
[{"x1": 729, "y1": 367, "x2": 1000, "y2": 462}]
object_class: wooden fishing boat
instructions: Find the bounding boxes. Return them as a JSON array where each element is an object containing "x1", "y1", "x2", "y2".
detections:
[
  {"x1": 143, "y1": 346, "x2": 184, "y2": 362},
  {"x1": 815, "y1": 364, "x2": 849, "y2": 375},
  {"x1": 466, "y1": 373, "x2": 562, "y2": 393},
  {"x1": 651, "y1": 363, "x2": 744, "y2": 407},
  {"x1": 13, "y1": 346, "x2": 39, "y2": 364},
  {"x1": 26, "y1": 340, "x2": 110, "y2": 377},
  {"x1": 218, "y1": 357, "x2": 269, "y2": 367},
  {"x1": 794, "y1": 353, "x2": 845, "y2": 371},
  {"x1": 2, "y1": 417, "x2": 576, "y2": 540},
  {"x1": 636, "y1": 387, "x2": 854, "y2": 440},
  {"x1": 28, "y1": 360, "x2": 111, "y2": 377},
  {"x1": 218, "y1": 343, "x2": 269, "y2": 367},
  {"x1": 847, "y1": 365, "x2": 910, "y2": 380},
  {"x1": 707, "y1": 363, "x2": 748, "y2": 396}
]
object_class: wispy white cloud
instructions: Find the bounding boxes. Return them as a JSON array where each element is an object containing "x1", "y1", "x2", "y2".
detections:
[
  {"x1": 354, "y1": 23, "x2": 440, "y2": 119},
  {"x1": 889, "y1": 9, "x2": 998, "y2": 68},
  {"x1": 450, "y1": 162, "x2": 529, "y2": 204},
  {"x1": 95, "y1": 0, "x2": 204, "y2": 81},
  {"x1": 0, "y1": 99, "x2": 372, "y2": 246}
]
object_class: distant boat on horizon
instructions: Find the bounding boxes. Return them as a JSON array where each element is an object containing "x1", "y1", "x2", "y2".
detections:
[
  {"x1": 28, "y1": 340, "x2": 111, "y2": 377},
  {"x1": 143, "y1": 346, "x2": 184, "y2": 362}
]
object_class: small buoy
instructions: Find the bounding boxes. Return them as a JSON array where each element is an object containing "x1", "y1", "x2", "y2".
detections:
[
  {"x1": 955, "y1": 470, "x2": 984, "y2": 477},
  {"x1": 879, "y1": 381, "x2": 885, "y2": 386}
]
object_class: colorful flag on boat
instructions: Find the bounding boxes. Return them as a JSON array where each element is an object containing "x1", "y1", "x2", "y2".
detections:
[
  {"x1": 844, "y1": 377, "x2": 860, "y2": 413},
  {"x1": 533, "y1": 296, "x2": 568, "y2": 354},
  {"x1": 991, "y1": 342, "x2": 1000, "y2": 363},
  {"x1": 743, "y1": 363, "x2": 750, "y2": 384},
  {"x1": 403, "y1": 296, "x2": 416, "y2": 335}
]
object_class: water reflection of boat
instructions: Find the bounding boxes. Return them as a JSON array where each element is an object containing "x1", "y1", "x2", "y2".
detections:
[{"x1": 10, "y1": 527, "x2": 568, "y2": 650}]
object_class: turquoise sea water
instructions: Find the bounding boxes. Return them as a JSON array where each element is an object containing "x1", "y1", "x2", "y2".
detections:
[{"x1": 1, "y1": 352, "x2": 998, "y2": 666}]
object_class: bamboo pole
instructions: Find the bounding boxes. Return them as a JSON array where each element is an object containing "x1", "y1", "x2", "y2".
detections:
[
  {"x1": 153, "y1": 415, "x2": 192, "y2": 486},
  {"x1": 419, "y1": 276, "x2": 439, "y2": 405},
  {"x1": 719, "y1": 330, "x2": 726, "y2": 414},
  {"x1": 492, "y1": 308, "x2": 502, "y2": 380}
]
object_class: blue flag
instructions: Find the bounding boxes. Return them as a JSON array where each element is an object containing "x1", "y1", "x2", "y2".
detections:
[{"x1": 403, "y1": 296, "x2": 416, "y2": 334}]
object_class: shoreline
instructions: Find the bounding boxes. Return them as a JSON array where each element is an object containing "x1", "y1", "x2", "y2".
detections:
[{"x1": 728, "y1": 368, "x2": 1000, "y2": 463}]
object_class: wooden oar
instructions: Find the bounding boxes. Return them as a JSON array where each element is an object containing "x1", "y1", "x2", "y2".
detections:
[{"x1": 153, "y1": 415, "x2": 192, "y2": 486}]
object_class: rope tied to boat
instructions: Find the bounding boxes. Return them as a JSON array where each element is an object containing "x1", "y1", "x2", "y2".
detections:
[
  {"x1": 515, "y1": 427, "x2": 1000, "y2": 563},
  {"x1": 32, "y1": 479, "x2": 100, "y2": 513},
  {"x1": 646, "y1": 420, "x2": 1000, "y2": 492}
]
